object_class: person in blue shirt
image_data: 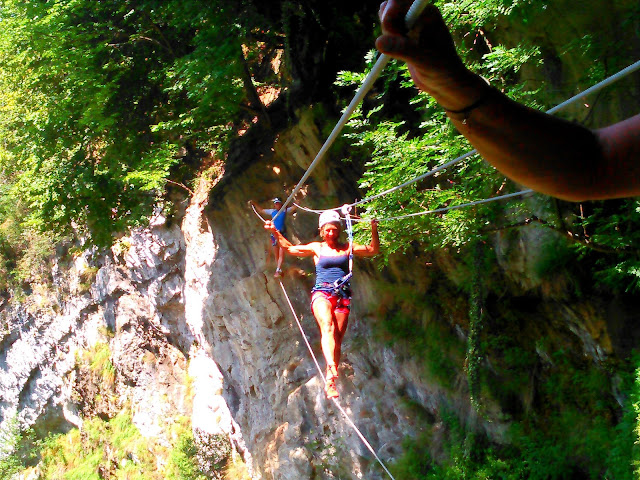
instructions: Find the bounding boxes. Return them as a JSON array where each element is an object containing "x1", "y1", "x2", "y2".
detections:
[{"x1": 249, "y1": 198, "x2": 298, "y2": 277}]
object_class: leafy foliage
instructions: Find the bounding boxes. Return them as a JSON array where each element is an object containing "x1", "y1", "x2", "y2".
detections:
[
  {"x1": 575, "y1": 199, "x2": 640, "y2": 292},
  {"x1": 38, "y1": 412, "x2": 155, "y2": 479},
  {"x1": 340, "y1": 48, "x2": 533, "y2": 257},
  {"x1": 0, "y1": 0, "x2": 377, "y2": 295},
  {"x1": 0, "y1": 0, "x2": 282, "y2": 248},
  {"x1": 168, "y1": 430, "x2": 207, "y2": 480},
  {"x1": 391, "y1": 352, "x2": 639, "y2": 480},
  {"x1": 0, "y1": 417, "x2": 37, "y2": 479},
  {"x1": 35, "y1": 412, "x2": 232, "y2": 480},
  {"x1": 339, "y1": 0, "x2": 640, "y2": 296}
]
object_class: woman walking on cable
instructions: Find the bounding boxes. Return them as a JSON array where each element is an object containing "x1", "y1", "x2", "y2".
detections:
[{"x1": 265, "y1": 210, "x2": 379, "y2": 399}]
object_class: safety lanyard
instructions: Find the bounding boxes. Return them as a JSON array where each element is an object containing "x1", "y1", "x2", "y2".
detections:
[
  {"x1": 343, "y1": 204, "x2": 354, "y2": 276},
  {"x1": 332, "y1": 205, "x2": 354, "y2": 292}
]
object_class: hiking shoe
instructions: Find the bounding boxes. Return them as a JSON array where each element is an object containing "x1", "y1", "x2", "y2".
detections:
[
  {"x1": 274, "y1": 268, "x2": 282, "y2": 278},
  {"x1": 325, "y1": 377, "x2": 339, "y2": 399}
]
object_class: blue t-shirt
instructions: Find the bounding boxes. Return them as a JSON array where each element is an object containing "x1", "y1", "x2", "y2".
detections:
[{"x1": 264, "y1": 208, "x2": 292, "y2": 233}]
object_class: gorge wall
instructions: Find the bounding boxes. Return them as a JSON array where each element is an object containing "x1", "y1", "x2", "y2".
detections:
[
  {"x1": 2, "y1": 0, "x2": 640, "y2": 476},
  {"x1": 2, "y1": 105, "x2": 638, "y2": 479}
]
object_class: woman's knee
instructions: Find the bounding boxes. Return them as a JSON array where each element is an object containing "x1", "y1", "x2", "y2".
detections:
[{"x1": 317, "y1": 316, "x2": 335, "y2": 336}]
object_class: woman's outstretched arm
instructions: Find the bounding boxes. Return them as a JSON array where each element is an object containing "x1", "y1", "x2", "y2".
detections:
[
  {"x1": 376, "y1": 1, "x2": 640, "y2": 201},
  {"x1": 264, "y1": 221, "x2": 317, "y2": 257},
  {"x1": 353, "y1": 219, "x2": 380, "y2": 257}
]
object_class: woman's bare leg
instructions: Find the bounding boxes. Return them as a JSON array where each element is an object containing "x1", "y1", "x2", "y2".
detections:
[
  {"x1": 312, "y1": 298, "x2": 338, "y2": 369},
  {"x1": 312, "y1": 298, "x2": 341, "y2": 398},
  {"x1": 277, "y1": 246, "x2": 284, "y2": 271},
  {"x1": 333, "y1": 310, "x2": 349, "y2": 367}
]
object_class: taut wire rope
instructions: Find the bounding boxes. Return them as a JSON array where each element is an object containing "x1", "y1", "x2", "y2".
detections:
[
  {"x1": 278, "y1": 280, "x2": 326, "y2": 385},
  {"x1": 547, "y1": 59, "x2": 640, "y2": 114},
  {"x1": 277, "y1": 279, "x2": 397, "y2": 480},
  {"x1": 355, "y1": 188, "x2": 535, "y2": 223},
  {"x1": 343, "y1": 205, "x2": 355, "y2": 279},
  {"x1": 293, "y1": 202, "x2": 332, "y2": 215},
  {"x1": 250, "y1": 203, "x2": 267, "y2": 223},
  {"x1": 351, "y1": 150, "x2": 477, "y2": 208},
  {"x1": 274, "y1": 0, "x2": 430, "y2": 218},
  {"x1": 349, "y1": 58, "x2": 640, "y2": 208},
  {"x1": 292, "y1": 188, "x2": 534, "y2": 223}
]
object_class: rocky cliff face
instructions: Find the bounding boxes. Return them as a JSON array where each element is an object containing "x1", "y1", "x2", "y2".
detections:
[{"x1": 0, "y1": 107, "x2": 636, "y2": 479}]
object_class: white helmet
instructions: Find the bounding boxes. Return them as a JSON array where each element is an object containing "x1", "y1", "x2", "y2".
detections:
[{"x1": 318, "y1": 210, "x2": 341, "y2": 229}]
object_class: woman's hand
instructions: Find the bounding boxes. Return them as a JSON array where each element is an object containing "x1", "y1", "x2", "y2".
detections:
[{"x1": 264, "y1": 221, "x2": 277, "y2": 234}]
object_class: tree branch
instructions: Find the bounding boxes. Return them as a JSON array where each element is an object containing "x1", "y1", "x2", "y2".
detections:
[{"x1": 238, "y1": 48, "x2": 271, "y2": 128}]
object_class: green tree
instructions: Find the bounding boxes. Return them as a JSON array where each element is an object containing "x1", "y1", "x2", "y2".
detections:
[
  {"x1": 0, "y1": 416, "x2": 37, "y2": 479},
  {"x1": 0, "y1": 0, "x2": 281, "y2": 246},
  {"x1": 0, "y1": 0, "x2": 377, "y2": 271}
]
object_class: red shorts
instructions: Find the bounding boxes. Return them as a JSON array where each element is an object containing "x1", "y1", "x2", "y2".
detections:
[{"x1": 311, "y1": 291, "x2": 351, "y2": 314}]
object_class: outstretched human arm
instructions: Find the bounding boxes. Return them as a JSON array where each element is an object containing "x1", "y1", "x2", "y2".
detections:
[
  {"x1": 264, "y1": 221, "x2": 317, "y2": 257},
  {"x1": 248, "y1": 200, "x2": 269, "y2": 217},
  {"x1": 352, "y1": 219, "x2": 380, "y2": 257},
  {"x1": 376, "y1": 1, "x2": 640, "y2": 201}
]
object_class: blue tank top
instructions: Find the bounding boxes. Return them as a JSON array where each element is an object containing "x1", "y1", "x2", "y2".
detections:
[{"x1": 313, "y1": 254, "x2": 350, "y2": 292}]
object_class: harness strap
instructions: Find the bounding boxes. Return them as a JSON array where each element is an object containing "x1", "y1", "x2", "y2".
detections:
[
  {"x1": 333, "y1": 272, "x2": 352, "y2": 291},
  {"x1": 341, "y1": 203, "x2": 355, "y2": 282},
  {"x1": 314, "y1": 280, "x2": 352, "y2": 299}
]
